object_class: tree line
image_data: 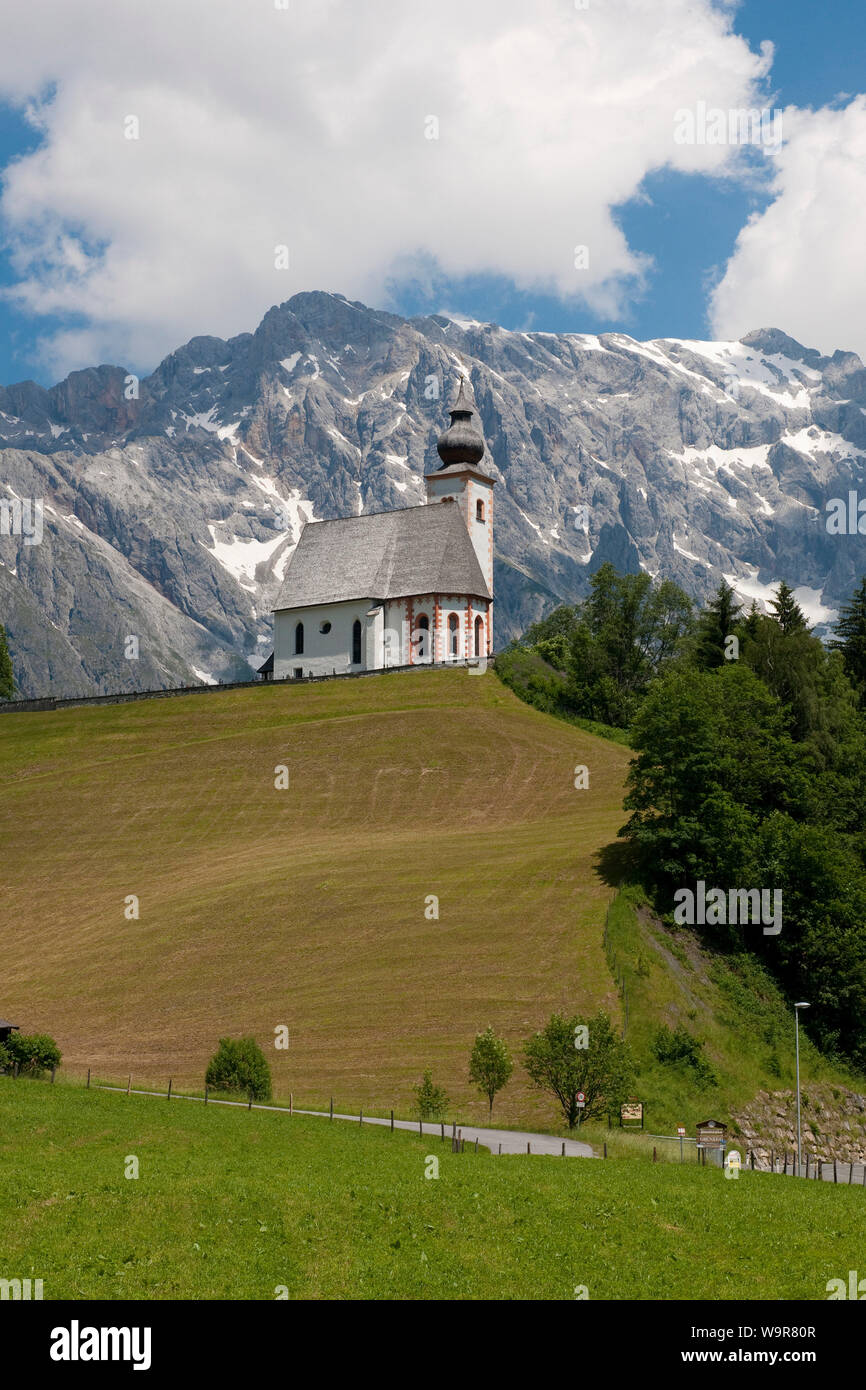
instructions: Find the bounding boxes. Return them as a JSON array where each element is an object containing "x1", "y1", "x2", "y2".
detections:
[{"x1": 498, "y1": 564, "x2": 866, "y2": 1069}]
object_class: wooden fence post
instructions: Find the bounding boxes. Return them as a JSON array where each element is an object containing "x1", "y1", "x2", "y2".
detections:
[
  {"x1": 498, "y1": 1142, "x2": 501, "y2": 1155},
  {"x1": 441, "y1": 1122, "x2": 444, "y2": 1141},
  {"x1": 359, "y1": 1108, "x2": 363, "y2": 1125},
  {"x1": 561, "y1": 1141, "x2": 566, "y2": 1156},
  {"x1": 653, "y1": 1146, "x2": 657, "y2": 1163},
  {"x1": 604, "y1": 1142, "x2": 607, "y2": 1159},
  {"x1": 805, "y1": 1153, "x2": 809, "y2": 1178},
  {"x1": 248, "y1": 1089, "x2": 253, "y2": 1109},
  {"x1": 419, "y1": 1118, "x2": 422, "y2": 1137},
  {"x1": 461, "y1": 1138, "x2": 465, "y2": 1153},
  {"x1": 330, "y1": 1097, "x2": 333, "y2": 1121},
  {"x1": 87, "y1": 1068, "x2": 91, "y2": 1089},
  {"x1": 527, "y1": 1142, "x2": 530, "y2": 1155},
  {"x1": 849, "y1": 1161, "x2": 854, "y2": 1185},
  {"x1": 167, "y1": 1078, "x2": 172, "y2": 1101},
  {"x1": 474, "y1": 1138, "x2": 478, "y2": 1153},
  {"x1": 126, "y1": 1075, "x2": 131, "y2": 1096},
  {"x1": 834, "y1": 1159, "x2": 838, "y2": 1184},
  {"x1": 390, "y1": 1109, "x2": 394, "y2": 1132},
  {"x1": 770, "y1": 1148, "x2": 774, "y2": 1172}
]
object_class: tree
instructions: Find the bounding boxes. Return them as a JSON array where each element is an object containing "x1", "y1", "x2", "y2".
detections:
[
  {"x1": 621, "y1": 664, "x2": 802, "y2": 890},
  {"x1": 412, "y1": 1068, "x2": 449, "y2": 1120},
  {"x1": 0, "y1": 623, "x2": 13, "y2": 700},
  {"x1": 831, "y1": 577, "x2": 866, "y2": 707},
  {"x1": 692, "y1": 582, "x2": 742, "y2": 669},
  {"x1": 6, "y1": 1033, "x2": 61, "y2": 1076},
  {"x1": 769, "y1": 581, "x2": 808, "y2": 635},
  {"x1": 468, "y1": 1027, "x2": 513, "y2": 1116},
  {"x1": 205, "y1": 1037, "x2": 272, "y2": 1101},
  {"x1": 523, "y1": 1011, "x2": 633, "y2": 1129}
]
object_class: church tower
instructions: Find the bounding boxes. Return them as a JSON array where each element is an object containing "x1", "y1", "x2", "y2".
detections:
[{"x1": 425, "y1": 378, "x2": 494, "y2": 609}]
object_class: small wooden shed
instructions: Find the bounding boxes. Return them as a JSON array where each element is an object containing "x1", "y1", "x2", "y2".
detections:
[{"x1": 0, "y1": 1018, "x2": 20, "y2": 1044}]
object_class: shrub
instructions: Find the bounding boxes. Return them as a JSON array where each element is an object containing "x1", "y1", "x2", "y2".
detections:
[
  {"x1": 6, "y1": 1033, "x2": 62, "y2": 1076},
  {"x1": 0, "y1": 1042, "x2": 10, "y2": 1073},
  {"x1": 412, "y1": 1068, "x2": 449, "y2": 1120},
  {"x1": 652, "y1": 1025, "x2": 717, "y2": 1089},
  {"x1": 205, "y1": 1037, "x2": 272, "y2": 1101}
]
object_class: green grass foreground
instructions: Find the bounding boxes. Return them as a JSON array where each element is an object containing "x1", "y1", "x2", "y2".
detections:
[{"x1": 3, "y1": 1080, "x2": 863, "y2": 1301}]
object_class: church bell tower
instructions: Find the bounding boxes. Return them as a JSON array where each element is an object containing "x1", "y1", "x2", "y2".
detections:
[{"x1": 425, "y1": 377, "x2": 494, "y2": 603}]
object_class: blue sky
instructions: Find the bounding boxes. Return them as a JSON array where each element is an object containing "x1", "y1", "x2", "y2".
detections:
[{"x1": 1, "y1": 0, "x2": 864, "y2": 387}]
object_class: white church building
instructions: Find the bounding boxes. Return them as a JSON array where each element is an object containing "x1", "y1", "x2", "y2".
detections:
[{"x1": 270, "y1": 379, "x2": 494, "y2": 678}]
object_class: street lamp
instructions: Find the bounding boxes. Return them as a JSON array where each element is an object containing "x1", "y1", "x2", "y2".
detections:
[{"x1": 794, "y1": 1003, "x2": 810, "y2": 1176}]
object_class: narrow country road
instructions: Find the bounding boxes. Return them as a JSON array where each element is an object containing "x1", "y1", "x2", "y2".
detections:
[
  {"x1": 294, "y1": 1108, "x2": 594, "y2": 1157},
  {"x1": 95, "y1": 1086, "x2": 593, "y2": 1157}
]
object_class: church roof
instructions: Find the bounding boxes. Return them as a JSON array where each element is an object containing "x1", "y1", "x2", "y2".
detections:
[{"x1": 274, "y1": 502, "x2": 491, "y2": 611}]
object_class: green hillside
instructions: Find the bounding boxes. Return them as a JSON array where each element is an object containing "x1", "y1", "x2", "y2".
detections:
[
  {"x1": 1, "y1": 667, "x2": 859, "y2": 1133},
  {"x1": 3, "y1": 1079, "x2": 863, "y2": 1301}
]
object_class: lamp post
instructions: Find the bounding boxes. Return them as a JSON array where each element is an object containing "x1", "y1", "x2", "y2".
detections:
[{"x1": 794, "y1": 1002, "x2": 810, "y2": 1177}]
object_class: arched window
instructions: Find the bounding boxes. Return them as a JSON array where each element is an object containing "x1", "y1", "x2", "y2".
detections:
[
  {"x1": 476, "y1": 499, "x2": 485, "y2": 522},
  {"x1": 294, "y1": 621, "x2": 304, "y2": 655},
  {"x1": 414, "y1": 613, "x2": 430, "y2": 661},
  {"x1": 448, "y1": 612, "x2": 459, "y2": 658},
  {"x1": 352, "y1": 618, "x2": 362, "y2": 665},
  {"x1": 474, "y1": 614, "x2": 484, "y2": 657}
]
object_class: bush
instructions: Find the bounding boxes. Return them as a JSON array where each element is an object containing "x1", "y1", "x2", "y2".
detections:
[
  {"x1": 412, "y1": 1068, "x2": 449, "y2": 1120},
  {"x1": 0, "y1": 1042, "x2": 10, "y2": 1073},
  {"x1": 6, "y1": 1033, "x2": 61, "y2": 1076},
  {"x1": 652, "y1": 1025, "x2": 717, "y2": 1089},
  {"x1": 205, "y1": 1037, "x2": 272, "y2": 1101}
]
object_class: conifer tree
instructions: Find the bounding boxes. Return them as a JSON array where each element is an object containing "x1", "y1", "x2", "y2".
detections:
[
  {"x1": 830, "y1": 576, "x2": 866, "y2": 705},
  {"x1": 769, "y1": 580, "x2": 808, "y2": 634},
  {"x1": 693, "y1": 581, "x2": 742, "y2": 669}
]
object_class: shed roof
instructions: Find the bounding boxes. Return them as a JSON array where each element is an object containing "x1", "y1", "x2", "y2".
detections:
[{"x1": 274, "y1": 502, "x2": 491, "y2": 611}]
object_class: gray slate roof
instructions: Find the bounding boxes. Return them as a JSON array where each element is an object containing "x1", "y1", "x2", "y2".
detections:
[{"x1": 274, "y1": 502, "x2": 491, "y2": 611}]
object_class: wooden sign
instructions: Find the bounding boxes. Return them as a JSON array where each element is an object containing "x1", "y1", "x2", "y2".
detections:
[
  {"x1": 696, "y1": 1119, "x2": 727, "y2": 1147},
  {"x1": 621, "y1": 1100, "x2": 643, "y2": 1124}
]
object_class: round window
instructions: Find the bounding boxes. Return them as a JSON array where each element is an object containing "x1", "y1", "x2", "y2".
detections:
[{"x1": 319, "y1": 620, "x2": 332, "y2": 634}]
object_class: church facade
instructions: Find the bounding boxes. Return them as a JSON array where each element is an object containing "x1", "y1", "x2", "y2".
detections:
[{"x1": 271, "y1": 380, "x2": 494, "y2": 678}]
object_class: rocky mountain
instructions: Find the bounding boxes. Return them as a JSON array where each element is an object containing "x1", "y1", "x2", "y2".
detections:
[{"x1": 2, "y1": 290, "x2": 866, "y2": 697}]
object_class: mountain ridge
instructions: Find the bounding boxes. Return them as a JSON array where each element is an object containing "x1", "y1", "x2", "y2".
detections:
[{"x1": 2, "y1": 290, "x2": 865, "y2": 696}]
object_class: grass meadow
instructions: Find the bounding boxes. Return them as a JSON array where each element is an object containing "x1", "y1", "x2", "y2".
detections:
[{"x1": 3, "y1": 1078, "x2": 863, "y2": 1301}]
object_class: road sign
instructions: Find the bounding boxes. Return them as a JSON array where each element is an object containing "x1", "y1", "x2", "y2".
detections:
[
  {"x1": 621, "y1": 1100, "x2": 643, "y2": 1126},
  {"x1": 677, "y1": 1126, "x2": 686, "y2": 1137},
  {"x1": 576, "y1": 1091, "x2": 586, "y2": 1108}
]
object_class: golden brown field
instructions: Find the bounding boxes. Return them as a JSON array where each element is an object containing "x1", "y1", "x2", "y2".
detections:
[{"x1": 1, "y1": 668, "x2": 629, "y2": 1127}]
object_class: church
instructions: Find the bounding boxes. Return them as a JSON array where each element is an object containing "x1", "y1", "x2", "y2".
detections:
[{"x1": 270, "y1": 379, "x2": 494, "y2": 678}]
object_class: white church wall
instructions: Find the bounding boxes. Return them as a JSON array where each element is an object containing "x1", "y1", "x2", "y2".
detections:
[{"x1": 273, "y1": 599, "x2": 374, "y2": 678}]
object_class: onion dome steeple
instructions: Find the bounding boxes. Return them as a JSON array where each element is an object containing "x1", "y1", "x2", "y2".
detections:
[{"x1": 436, "y1": 377, "x2": 486, "y2": 469}]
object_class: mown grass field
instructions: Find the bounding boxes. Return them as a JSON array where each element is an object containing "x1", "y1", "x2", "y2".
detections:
[
  {"x1": 0, "y1": 669, "x2": 629, "y2": 1127},
  {"x1": 3, "y1": 1079, "x2": 863, "y2": 1301}
]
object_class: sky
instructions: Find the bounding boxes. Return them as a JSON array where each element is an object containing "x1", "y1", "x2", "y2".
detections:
[{"x1": 0, "y1": 0, "x2": 864, "y2": 388}]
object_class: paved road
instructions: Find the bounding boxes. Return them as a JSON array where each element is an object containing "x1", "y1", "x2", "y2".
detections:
[
  {"x1": 96, "y1": 1086, "x2": 593, "y2": 1157},
  {"x1": 294, "y1": 1108, "x2": 594, "y2": 1157}
]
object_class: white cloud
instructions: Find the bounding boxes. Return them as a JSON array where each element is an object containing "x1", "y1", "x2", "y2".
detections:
[
  {"x1": 0, "y1": 0, "x2": 774, "y2": 377},
  {"x1": 710, "y1": 97, "x2": 866, "y2": 359}
]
